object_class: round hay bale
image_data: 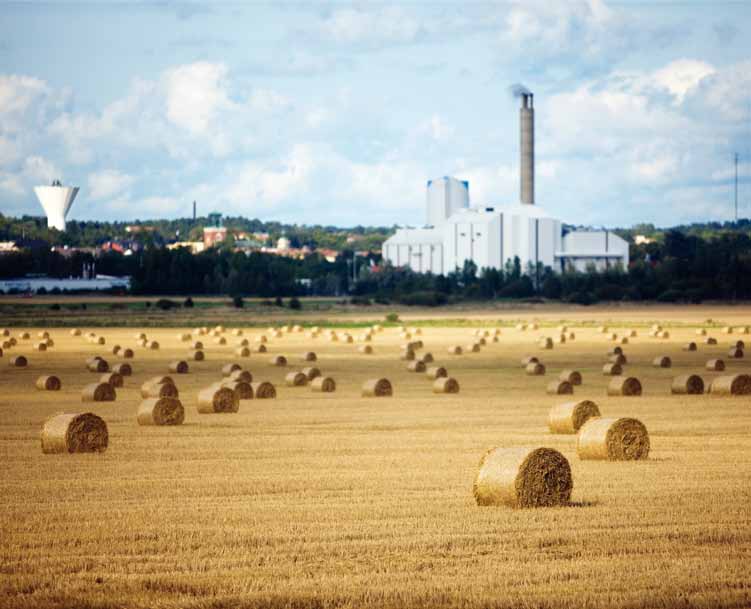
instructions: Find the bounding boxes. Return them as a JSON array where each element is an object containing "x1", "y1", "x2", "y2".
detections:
[
  {"x1": 473, "y1": 447, "x2": 572, "y2": 508},
  {"x1": 538, "y1": 337, "x2": 553, "y2": 350},
  {"x1": 671, "y1": 374, "x2": 704, "y2": 395},
  {"x1": 81, "y1": 382, "x2": 116, "y2": 402},
  {"x1": 400, "y1": 349, "x2": 416, "y2": 361},
  {"x1": 362, "y1": 378, "x2": 392, "y2": 397},
  {"x1": 705, "y1": 359, "x2": 725, "y2": 372},
  {"x1": 554, "y1": 334, "x2": 566, "y2": 344},
  {"x1": 559, "y1": 370, "x2": 582, "y2": 386},
  {"x1": 237, "y1": 338, "x2": 250, "y2": 347},
  {"x1": 285, "y1": 372, "x2": 308, "y2": 387},
  {"x1": 652, "y1": 356, "x2": 672, "y2": 368},
  {"x1": 36, "y1": 375, "x2": 61, "y2": 391},
  {"x1": 137, "y1": 397, "x2": 184, "y2": 426},
  {"x1": 112, "y1": 363, "x2": 132, "y2": 376},
  {"x1": 95, "y1": 336, "x2": 106, "y2": 345},
  {"x1": 358, "y1": 345, "x2": 373, "y2": 354},
  {"x1": 448, "y1": 346, "x2": 462, "y2": 355},
  {"x1": 722, "y1": 326, "x2": 733, "y2": 334},
  {"x1": 235, "y1": 347, "x2": 250, "y2": 358},
  {"x1": 1, "y1": 341, "x2": 10, "y2": 349},
  {"x1": 433, "y1": 377, "x2": 459, "y2": 394},
  {"x1": 683, "y1": 342, "x2": 698, "y2": 352},
  {"x1": 618, "y1": 337, "x2": 629, "y2": 345},
  {"x1": 358, "y1": 333, "x2": 372, "y2": 342},
  {"x1": 657, "y1": 330, "x2": 670, "y2": 339},
  {"x1": 167, "y1": 360, "x2": 189, "y2": 374},
  {"x1": 134, "y1": 332, "x2": 147, "y2": 340},
  {"x1": 515, "y1": 323, "x2": 527, "y2": 331},
  {"x1": 608, "y1": 353, "x2": 627, "y2": 365},
  {"x1": 739, "y1": 326, "x2": 750, "y2": 335},
  {"x1": 213, "y1": 337, "x2": 227, "y2": 346},
  {"x1": 254, "y1": 344, "x2": 268, "y2": 354},
  {"x1": 111, "y1": 345, "x2": 121, "y2": 355},
  {"x1": 85, "y1": 355, "x2": 102, "y2": 365},
  {"x1": 525, "y1": 362, "x2": 545, "y2": 376},
  {"x1": 251, "y1": 381, "x2": 276, "y2": 399},
  {"x1": 607, "y1": 376, "x2": 642, "y2": 396},
  {"x1": 597, "y1": 326, "x2": 608, "y2": 334},
  {"x1": 328, "y1": 333, "x2": 339, "y2": 342},
  {"x1": 420, "y1": 352, "x2": 434, "y2": 364},
  {"x1": 146, "y1": 340, "x2": 158, "y2": 350},
  {"x1": 270, "y1": 355, "x2": 287, "y2": 367},
  {"x1": 100, "y1": 372, "x2": 124, "y2": 388},
  {"x1": 70, "y1": 328, "x2": 82, "y2": 336},
  {"x1": 191, "y1": 341, "x2": 204, "y2": 350},
  {"x1": 709, "y1": 374, "x2": 751, "y2": 395},
  {"x1": 221, "y1": 380, "x2": 254, "y2": 399},
  {"x1": 407, "y1": 360, "x2": 426, "y2": 373},
  {"x1": 651, "y1": 324, "x2": 662, "y2": 332},
  {"x1": 733, "y1": 340, "x2": 745, "y2": 350},
  {"x1": 704, "y1": 337, "x2": 718, "y2": 345},
  {"x1": 222, "y1": 363, "x2": 242, "y2": 377},
  {"x1": 728, "y1": 347, "x2": 744, "y2": 359},
  {"x1": 521, "y1": 355, "x2": 539, "y2": 367},
  {"x1": 548, "y1": 400, "x2": 601, "y2": 435},
  {"x1": 41, "y1": 413, "x2": 108, "y2": 454},
  {"x1": 627, "y1": 329, "x2": 637, "y2": 338},
  {"x1": 87, "y1": 358, "x2": 109, "y2": 373},
  {"x1": 9, "y1": 355, "x2": 27, "y2": 367},
  {"x1": 301, "y1": 367, "x2": 321, "y2": 381},
  {"x1": 529, "y1": 323, "x2": 539, "y2": 331},
  {"x1": 37, "y1": 331, "x2": 49, "y2": 339},
  {"x1": 301, "y1": 351, "x2": 318, "y2": 362},
  {"x1": 120, "y1": 348, "x2": 134, "y2": 359},
  {"x1": 567, "y1": 331, "x2": 576, "y2": 340},
  {"x1": 140, "y1": 377, "x2": 177, "y2": 399},
  {"x1": 602, "y1": 363, "x2": 622, "y2": 376},
  {"x1": 197, "y1": 385, "x2": 239, "y2": 413},
  {"x1": 426, "y1": 366, "x2": 448, "y2": 380},
  {"x1": 696, "y1": 328, "x2": 707, "y2": 336},
  {"x1": 190, "y1": 349, "x2": 205, "y2": 361},
  {"x1": 179, "y1": 332, "x2": 192, "y2": 342},
  {"x1": 477, "y1": 337, "x2": 487, "y2": 346},
  {"x1": 19, "y1": 332, "x2": 30, "y2": 340},
  {"x1": 35, "y1": 342, "x2": 47, "y2": 352},
  {"x1": 9, "y1": 337, "x2": 17, "y2": 346},
  {"x1": 229, "y1": 369, "x2": 253, "y2": 383},
  {"x1": 311, "y1": 376, "x2": 336, "y2": 392},
  {"x1": 546, "y1": 380, "x2": 573, "y2": 395},
  {"x1": 231, "y1": 328, "x2": 243, "y2": 336},
  {"x1": 577, "y1": 417, "x2": 650, "y2": 461}
]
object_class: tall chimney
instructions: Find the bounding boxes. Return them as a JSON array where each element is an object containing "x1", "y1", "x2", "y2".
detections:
[
  {"x1": 520, "y1": 93, "x2": 534, "y2": 205},
  {"x1": 192, "y1": 200, "x2": 197, "y2": 221}
]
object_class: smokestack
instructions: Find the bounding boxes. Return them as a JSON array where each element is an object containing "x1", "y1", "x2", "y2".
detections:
[
  {"x1": 520, "y1": 92, "x2": 534, "y2": 205},
  {"x1": 192, "y1": 200, "x2": 197, "y2": 221}
]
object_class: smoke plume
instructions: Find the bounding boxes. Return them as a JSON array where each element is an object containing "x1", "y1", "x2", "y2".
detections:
[{"x1": 510, "y1": 83, "x2": 532, "y2": 97}]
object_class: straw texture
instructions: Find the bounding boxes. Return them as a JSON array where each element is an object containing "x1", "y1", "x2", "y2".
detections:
[
  {"x1": 433, "y1": 377, "x2": 459, "y2": 394},
  {"x1": 548, "y1": 400, "x2": 601, "y2": 434},
  {"x1": 709, "y1": 374, "x2": 751, "y2": 395},
  {"x1": 577, "y1": 417, "x2": 650, "y2": 460},
  {"x1": 137, "y1": 398, "x2": 185, "y2": 426},
  {"x1": 362, "y1": 378, "x2": 392, "y2": 397},
  {"x1": 81, "y1": 382, "x2": 116, "y2": 402},
  {"x1": 41, "y1": 413, "x2": 108, "y2": 454},
  {"x1": 311, "y1": 376, "x2": 336, "y2": 392},
  {"x1": 196, "y1": 385, "x2": 239, "y2": 413},
  {"x1": 607, "y1": 376, "x2": 642, "y2": 396},
  {"x1": 558, "y1": 370, "x2": 582, "y2": 386},
  {"x1": 671, "y1": 374, "x2": 705, "y2": 395},
  {"x1": 36, "y1": 375, "x2": 61, "y2": 391},
  {"x1": 251, "y1": 381, "x2": 276, "y2": 399}
]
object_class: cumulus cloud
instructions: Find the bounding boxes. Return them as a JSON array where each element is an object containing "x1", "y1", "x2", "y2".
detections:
[{"x1": 88, "y1": 169, "x2": 135, "y2": 200}]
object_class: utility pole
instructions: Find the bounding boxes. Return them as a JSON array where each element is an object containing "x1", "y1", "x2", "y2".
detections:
[{"x1": 734, "y1": 153, "x2": 739, "y2": 223}]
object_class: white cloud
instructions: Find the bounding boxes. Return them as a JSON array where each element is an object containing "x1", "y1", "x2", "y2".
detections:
[
  {"x1": 88, "y1": 169, "x2": 135, "y2": 200},
  {"x1": 163, "y1": 61, "x2": 232, "y2": 136},
  {"x1": 653, "y1": 59, "x2": 715, "y2": 104},
  {"x1": 318, "y1": 7, "x2": 422, "y2": 46}
]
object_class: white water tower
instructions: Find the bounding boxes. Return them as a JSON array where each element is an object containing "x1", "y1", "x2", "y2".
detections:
[{"x1": 33, "y1": 180, "x2": 79, "y2": 231}]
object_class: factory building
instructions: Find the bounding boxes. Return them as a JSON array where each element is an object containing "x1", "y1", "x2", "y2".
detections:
[{"x1": 383, "y1": 91, "x2": 628, "y2": 275}]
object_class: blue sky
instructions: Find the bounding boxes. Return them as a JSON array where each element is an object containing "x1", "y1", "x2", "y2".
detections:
[{"x1": 1, "y1": 1, "x2": 750, "y2": 228}]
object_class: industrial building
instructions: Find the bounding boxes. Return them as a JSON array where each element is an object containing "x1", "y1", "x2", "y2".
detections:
[
  {"x1": 383, "y1": 91, "x2": 629, "y2": 275},
  {"x1": 33, "y1": 180, "x2": 79, "y2": 232}
]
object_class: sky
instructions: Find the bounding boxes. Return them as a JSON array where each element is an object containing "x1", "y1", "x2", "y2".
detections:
[{"x1": 1, "y1": 0, "x2": 750, "y2": 229}]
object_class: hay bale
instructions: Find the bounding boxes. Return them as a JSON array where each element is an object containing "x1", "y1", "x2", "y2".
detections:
[
  {"x1": 657, "y1": 330, "x2": 670, "y2": 339},
  {"x1": 120, "y1": 348, "x2": 134, "y2": 359},
  {"x1": 134, "y1": 332, "x2": 147, "y2": 340},
  {"x1": 35, "y1": 342, "x2": 47, "y2": 352},
  {"x1": 465, "y1": 343, "x2": 481, "y2": 353},
  {"x1": 433, "y1": 377, "x2": 459, "y2": 394},
  {"x1": 270, "y1": 355, "x2": 287, "y2": 367},
  {"x1": 727, "y1": 347, "x2": 744, "y2": 359},
  {"x1": 229, "y1": 369, "x2": 253, "y2": 383},
  {"x1": 709, "y1": 374, "x2": 751, "y2": 395},
  {"x1": 311, "y1": 376, "x2": 336, "y2": 392},
  {"x1": 36, "y1": 375, "x2": 61, "y2": 391},
  {"x1": 683, "y1": 342, "x2": 698, "y2": 352},
  {"x1": 602, "y1": 363, "x2": 622, "y2": 376},
  {"x1": 237, "y1": 338, "x2": 250, "y2": 347},
  {"x1": 448, "y1": 346, "x2": 462, "y2": 355},
  {"x1": 515, "y1": 323, "x2": 527, "y2": 331},
  {"x1": 221, "y1": 380, "x2": 254, "y2": 399},
  {"x1": 419, "y1": 352, "x2": 434, "y2": 364},
  {"x1": 526, "y1": 362, "x2": 546, "y2": 376},
  {"x1": 112, "y1": 363, "x2": 132, "y2": 376},
  {"x1": 558, "y1": 370, "x2": 582, "y2": 386},
  {"x1": 285, "y1": 371, "x2": 308, "y2": 387},
  {"x1": 567, "y1": 331, "x2": 576, "y2": 340},
  {"x1": 41, "y1": 413, "x2": 108, "y2": 454},
  {"x1": 100, "y1": 372, "x2": 123, "y2": 388},
  {"x1": 608, "y1": 353, "x2": 627, "y2": 365},
  {"x1": 704, "y1": 337, "x2": 718, "y2": 345},
  {"x1": 70, "y1": 329, "x2": 82, "y2": 336},
  {"x1": 671, "y1": 374, "x2": 705, "y2": 395},
  {"x1": 652, "y1": 356, "x2": 672, "y2": 368},
  {"x1": 696, "y1": 328, "x2": 707, "y2": 336},
  {"x1": 301, "y1": 367, "x2": 321, "y2": 381},
  {"x1": 254, "y1": 344, "x2": 268, "y2": 353},
  {"x1": 137, "y1": 397, "x2": 184, "y2": 426},
  {"x1": 358, "y1": 345, "x2": 373, "y2": 354},
  {"x1": 597, "y1": 326, "x2": 608, "y2": 334},
  {"x1": 407, "y1": 360, "x2": 426, "y2": 373},
  {"x1": 179, "y1": 332, "x2": 192, "y2": 342},
  {"x1": 521, "y1": 355, "x2": 539, "y2": 367},
  {"x1": 19, "y1": 332, "x2": 30, "y2": 340},
  {"x1": 251, "y1": 381, "x2": 276, "y2": 399},
  {"x1": 213, "y1": 337, "x2": 227, "y2": 346},
  {"x1": 231, "y1": 329, "x2": 243, "y2": 336},
  {"x1": 627, "y1": 329, "x2": 637, "y2": 338},
  {"x1": 426, "y1": 366, "x2": 448, "y2": 380},
  {"x1": 548, "y1": 400, "x2": 601, "y2": 435},
  {"x1": 473, "y1": 447, "x2": 572, "y2": 508},
  {"x1": 111, "y1": 345, "x2": 121, "y2": 355},
  {"x1": 705, "y1": 359, "x2": 725, "y2": 371},
  {"x1": 577, "y1": 417, "x2": 649, "y2": 461},
  {"x1": 81, "y1": 382, "x2": 116, "y2": 402},
  {"x1": 95, "y1": 336, "x2": 106, "y2": 345},
  {"x1": 191, "y1": 341, "x2": 204, "y2": 350},
  {"x1": 722, "y1": 326, "x2": 733, "y2": 334},
  {"x1": 166, "y1": 360, "x2": 188, "y2": 374},
  {"x1": 87, "y1": 358, "x2": 109, "y2": 373},
  {"x1": 538, "y1": 337, "x2": 553, "y2": 350},
  {"x1": 9, "y1": 355, "x2": 28, "y2": 367},
  {"x1": 606, "y1": 376, "x2": 642, "y2": 396},
  {"x1": 222, "y1": 363, "x2": 242, "y2": 376},
  {"x1": 140, "y1": 377, "x2": 177, "y2": 399},
  {"x1": 302, "y1": 352, "x2": 317, "y2": 362},
  {"x1": 362, "y1": 378, "x2": 392, "y2": 397},
  {"x1": 197, "y1": 385, "x2": 239, "y2": 413},
  {"x1": 739, "y1": 326, "x2": 750, "y2": 335},
  {"x1": 400, "y1": 349, "x2": 416, "y2": 361},
  {"x1": 235, "y1": 346, "x2": 250, "y2": 357},
  {"x1": 547, "y1": 380, "x2": 573, "y2": 395},
  {"x1": 733, "y1": 340, "x2": 745, "y2": 350},
  {"x1": 554, "y1": 334, "x2": 566, "y2": 344}
]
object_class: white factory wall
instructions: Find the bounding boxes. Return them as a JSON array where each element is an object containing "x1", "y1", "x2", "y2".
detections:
[
  {"x1": 557, "y1": 231, "x2": 629, "y2": 272},
  {"x1": 426, "y1": 177, "x2": 469, "y2": 227},
  {"x1": 382, "y1": 227, "x2": 444, "y2": 274}
]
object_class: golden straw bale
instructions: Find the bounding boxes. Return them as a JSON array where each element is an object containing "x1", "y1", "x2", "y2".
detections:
[
  {"x1": 191, "y1": 341, "x2": 204, "y2": 350},
  {"x1": 577, "y1": 417, "x2": 649, "y2": 460},
  {"x1": 448, "y1": 346, "x2": 462, "y2": 355},
  {"x1": 231, "y1": 329, "x2": 243, "y2": 336},
  {"x1": 100, "y1": 372, "x2": 123, "y2": 388},
  {"x1": 477, "y1": 337, "x2": 487, "y2": 346},
  {"x1": 35, "y1": 342, "x2": 47, "y2": 352},
  {"x1": 41, "y1": 413, "x2": 108, "y2": 454},
  {"x1": 311, "y1": 376, "x2": 336, "y2": 392},
  {"x1": 251, "y1": 381, "x2": 276, "y2": 399},
  {"x1": 302, "y1": 351, "x2": 317, "y2": 362},
  {"x1": 559, "y1": 370, "x2": 582, "y2": 386},
  {"x1": 400, "y1": 349, "x2": 416, "y2": 361},
  {"x1": 733, "y1": 340, "x2": 745, "y2": 350},
  {"x1": 652, "y1": 356, "x2": 672, "y2": 368},
  {"x1": 285, "y1": 372, "x2": 308, "y2": 387},
  {"x1": 168, "y1": 360, "x2": 189, "y2": 374},
  {"x1": 237, "y1": 338, "x2": 250, "y2": 347},
  {"x1": 607, "y1": 376, "x2": 642, "y2": 396},
  {"x1": 270, "y1": 355, "x2": 287, "y2": 367},
  {"x1": 529, "y1": 323, "x2": 539, "y2": 330},
  {"x1": 362, "y1": 378, "x2": 392, "y2": 397},
  {"x1": 526, "y1": 362, "x2": 546, "y2": 376},
  {"x1": 619, "y1": 337, "x2": 629, "y2": 345},
  {"x1": 221, "y1": 380, "x2": 253, "y2": 399},
  {"x1": 548, "y1": 400, "x2": 600, "y2": 434},
  {"x1": 515, "y1": 323, "x2": 527, "y2": 331},
  {"x1": 9, "y1": 355, "x2": 28, "y2": 367},
  {"x1": 722, "y1": 326, "x2": 733, "y2": 334},
  {"x1": 696, "y1": 328, "x2": 707, "y2": 336},
  {"x1": 465, "y1": 343, "x2": 481, "y2": 353},
  {"x1": 222, "y1": 363, "x2": 242, "y2": 376},
  {"x1": 197, "y1": 385, "x2": 239, "y2": 413},
  {"x1": 433, "y1": 377, "x2": 459, "y2": 394},
  {"x1": 228, "y1": 369, "x2": 252, "y2": 383},
  {"x1": 179, "y1": 333, "x2": 192, "y2": 342},
  {"x1": 567, "y1": 332, "x2": 576, "y2": 340},
  {"x1": 602, "y1": 363, "x2": 622, "y2": 376},
  {"x1": 301, "y1": 367, "x2": 320, "y2": 381},
  {"x1": 358, "y1": 345, "x2": 373, "y2": 354},
  {"x1": 546, "y1": 380, "x2": 573, "y2": 395},
  {"x1": 213, "y1": 337, "x2": 227, "y2": 346},
  {"x1": 112, "y1": 363, "x2": 132, "y2": 376},
  {"x1": 235, "y1": 347, "x2": 251, "y2": 358},
  {"x1": 81, "y1": 382, "x2": 116, "y2": 402},
  {"x1": 0, "y1": 329, "x2": 8, "y2": 337},
  {"x1": 37, "y1": 331, "x2": 49, "y2": 339},
  {"x1": 709, "y1": 374, "x2": 751, "y2": 395},
  {"x1": 36, "y1": 375, "x2": 61, "y2": 391},
  {"x1": 627, "y1": 330, "x2": 637, "y2": 338},
  {"x1": 137, "y1": 397, "x2": 184, "y2": 425},
  {"x1": 657, "y1": 330, "x2": 670, "y2": 339},
  {"x1": 140, "y1": 376, "x2": 176, "y2": 398},
  {"x1": 705, "y1": 359, "x2": 725, "y2": 371},
  {"x1": 407, "y1": 360, "x2": 426, "y2": 373},
  {"x1": 538, "y1": 337, "x2": 553, "y2": 350},
  {"x1": 9, "y1": 337, "x2": 17, "y2": 346},
  {"x1": 120, "y1": 348, "x2": 134, "y2": 359},
  {"x1": 597, "y1": 326, "x2": 608, "y2": 334},
  {"x1": 191, "y1": 349, "x2": 205, "y2": 361},
  {"x1": 0, "y1": 346, "x2": 4, "y2": 357},
  {"x1": 111, "y1": 345, "x2": 121, "y2": 355},
  {"x1": 95, "y1": 336, "x2": 106, "y2": 345},
  {"x1": 473, "y1": 447, "x2": 572, "y2": 508},
  {"x1": 521, "y1": 355, "x2": 539, "y2": 367},
  {"x1": 134, "y1": 332, "x2": 147, "y2": 340},
  {"x1": 418, "y1": 352, "x2": 434, "y2": 364},
  {"x1": 683, "y1": 342, "x2": 698, "y2": 352},
  {"x1": 426, "y1": 366, "x2": 448, "y2": 380},
  {"x1": 2, "y1": 341, "x2": 10, "y2": 349},
  {"x1": 87, "y1": 358, "x2": 109, "y2": 373},
  {"x1": 671, "y1": 374, "x2": 705, "y2": 395},
  {"x1": 739, "y1": 326, "x2": 750, "y2": 334},
  {"x1": 727, "y1": 347, "x2": 744, "y2": 359},
  {"x1": 254, "y1": 344, "x2": 267, "y2": 353},
  {"x1": 554, "y1": 334, "x2": 566, "y2": 344},
  {"x1": 19, "y1": 332, "x2": 30, "y2": 340}
]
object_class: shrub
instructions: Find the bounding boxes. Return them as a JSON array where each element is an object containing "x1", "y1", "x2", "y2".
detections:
[
  {"x1": 399, "y1": 291, "x2": 448, "y2": 307},
  {"x1": 49, "y1": 303, "x2": 61, "y2": 311},
  {"x1": 385, "y1": 312, "x2": 400, "y2": 323},
  {"x1": 374, "y1": 296, "x2": 391, "y2": 305},
  {"x1": 183, "y1": 297, "x2": 194, "y2": 308},
  {"x1": 288, "y1": 297, "x2": 302, "y2": 310},
  {"x1": 232, "y1": 296, "x2": 244, "y2": 308},
  {"x1": 498, "y1": 278, "x2": 535, "y2": 299},
  {"x1": 350, "y1": 296, "x2": 371, "y2": 306},
  {"x1": 567, "y1": 291, "x2": 598, "y2": 306},
  {"x1": 260, "y1": 299, "x2": 274, "y2": 306},
  {"x1": 657, "y1": 290, "x2": 681, "y2": 303},
  {"x1": 275, "y1": 296, "x2": 283, "y2": 307},
  {"x1": 156, "y1": 299, "x2": 177, "y2": 310}
]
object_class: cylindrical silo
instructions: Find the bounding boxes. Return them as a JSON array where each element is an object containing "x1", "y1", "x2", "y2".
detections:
[{"x1": 520, "y1": 93, "x2": 534, "y2": 205}]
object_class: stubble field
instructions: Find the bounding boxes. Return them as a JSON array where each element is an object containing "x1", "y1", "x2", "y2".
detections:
[{"x1": 1, "y1": 307, "x2": 750, "y2": 609}]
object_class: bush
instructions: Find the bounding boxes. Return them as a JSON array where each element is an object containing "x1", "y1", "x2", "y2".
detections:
[
  {"x1": 36, "y1": 287, "x2": 47, "y2": 295},
  {"x1": 385, "y1": 312, "x2": 400, "y2": 323},
  {"x1": 260, "y1": 299, "x2": 274, "y2": 306},
  {"x1": 595, "y1": 283, "x2": 625, "y2": 302},
  {"x1": 567, "y1": 291, "x2": 598, "y2": 306},
  {"x1": 288, "y1": 297, "x2": 302, "y2": 310},
  {"x1": 156, "y1": 299, "x2": 177, "y2": 310},
  {"x1": 498, "y1": 278, "x2": 535, "y2": 299},
  {"x1": 657, "y1": 290, "x2": 681, "y2": 303},
  {"x1": 399, "y1": 291, "x2": 448, "y2": 307},
  {"x1": 183, "y1": 297, "x2": 194, "y2": 308},
  {"x1": 374, "y1": 296, "x2": 391, "y2": 305},
  {"x1": 350, "y1": 296, "x2": 371, "y2": 306},
  {"x1": 233, "y1": 295, "x2": 244, "y2": 308},
  {"x1": 49, "y1": 303, "x2": 61, "y2": 311},
  {"x1": 275, "y1": 296, "x2": 283, "y2": 307}
]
